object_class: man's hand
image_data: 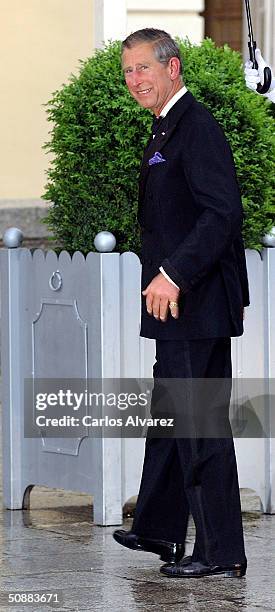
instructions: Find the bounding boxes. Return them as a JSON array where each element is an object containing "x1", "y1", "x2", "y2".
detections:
[
  {"x1": 142, "y1": 273, "x2": 180, "y2": 322},
  {"x1": 244, "y1": 48, "x2": 275, "y2": 102}
]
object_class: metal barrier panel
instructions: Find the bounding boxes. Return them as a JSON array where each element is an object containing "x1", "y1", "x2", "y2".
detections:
[
  {"x1": 264, "y1": 248, "x2": 275, "y2": 512},
  {"x1": 1, "y1": 247, "x2": 122, "y2": 525},
  {"x1": 232, "y1": 250, "x2": 268, "y2": 510},
  {"x1": 1, "y1": 243, "x2": 274, "y2": 524}
]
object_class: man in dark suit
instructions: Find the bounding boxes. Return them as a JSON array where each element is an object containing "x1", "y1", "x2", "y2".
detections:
[{"x1": 113, "y1": 28, "x2": 249, "y2": 578}]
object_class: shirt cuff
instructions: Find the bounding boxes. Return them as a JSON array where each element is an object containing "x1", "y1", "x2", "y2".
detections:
[
  {"x1": 159, "y1": 266, "x2": 180, "y2": 289},
  {"x1": 160, "y1": 259, "x2": 190, "y2": 294}
]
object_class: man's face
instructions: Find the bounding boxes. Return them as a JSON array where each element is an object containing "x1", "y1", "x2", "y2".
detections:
[{"x1": 122, "y1": 42, "x2": 178, "y2": 116}]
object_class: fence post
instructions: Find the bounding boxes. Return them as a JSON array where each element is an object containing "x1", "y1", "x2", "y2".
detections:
[
  {"x1": 0, "y1": 228, "x2": 26, "y2": 509},
  {"x1": 91, "y1": 232, "x2": 123, "y2": 524},
  {"x1": 263, "y1": 247, "x2": 275, "y2": 513}
]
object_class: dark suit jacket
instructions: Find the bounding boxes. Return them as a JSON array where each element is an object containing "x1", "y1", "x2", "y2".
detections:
[{"x1": 138, "y1": 91, "x2": 250, "y2": 340}]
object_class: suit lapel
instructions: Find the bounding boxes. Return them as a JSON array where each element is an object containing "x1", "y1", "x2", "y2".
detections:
[{"x1": 138, "y1": 91, "x2": 196, "y2": 207}]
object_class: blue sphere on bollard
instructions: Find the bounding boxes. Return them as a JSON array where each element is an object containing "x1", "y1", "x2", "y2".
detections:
[
  {"x1": 94, "y1": 231, "x2": 116, "y2": 252},
  {"x1": 262, "y1": 227, "x2": 275, "y2": 248},
  {"x1": 3, "y1": 227, "x2": 24, "y2": 248}
]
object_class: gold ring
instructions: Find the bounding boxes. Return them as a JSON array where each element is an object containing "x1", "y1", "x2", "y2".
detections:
[{"x1": 169, "y1": 301, "x2": 178, "y2": 309}]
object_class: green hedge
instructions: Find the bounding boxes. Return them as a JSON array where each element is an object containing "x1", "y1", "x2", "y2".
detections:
[{"x1": 43, "y1": 38, "x2": 275, "y2": 254}]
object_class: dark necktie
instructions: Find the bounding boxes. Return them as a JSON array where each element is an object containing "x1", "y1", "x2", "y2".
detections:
[{"x1": 151, "y1": 115, "x2": 163, "y2": 137}]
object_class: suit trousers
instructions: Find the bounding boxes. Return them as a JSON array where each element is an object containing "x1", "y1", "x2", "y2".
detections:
[{"x1": 131, "y1": 337, "x2": 246, "y2": 566}]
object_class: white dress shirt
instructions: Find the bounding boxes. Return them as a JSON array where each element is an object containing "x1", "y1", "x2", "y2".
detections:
[{"x1": 158, "y1": 85, "x2": 188, "y2": 118}]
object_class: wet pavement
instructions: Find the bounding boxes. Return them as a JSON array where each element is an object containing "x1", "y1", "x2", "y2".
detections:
[{"x1": 0, "y1": 482, "x2": 274, "y2": 612}]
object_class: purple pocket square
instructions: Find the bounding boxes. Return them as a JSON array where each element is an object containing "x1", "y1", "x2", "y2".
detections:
[{"x1": 149, "y1": 151, "x2": 166, "y2": 166}]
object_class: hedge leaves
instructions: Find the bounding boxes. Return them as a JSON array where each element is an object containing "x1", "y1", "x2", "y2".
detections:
[{"x1": 43, "y1": 38, "x2": 275, "y2": 253}]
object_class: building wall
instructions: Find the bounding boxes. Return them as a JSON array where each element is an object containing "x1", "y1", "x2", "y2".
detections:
[
  {"x1": 127, "y1": 0, "x2": 205, "y2": 44},
  {"x1": 1, "y1": 0, "x2": 272, "y2": 209},
  {"x1": 0, "y1": 1, "x2": 94, "y2": 202},
  {"x1": 0, "y1": 0, "x2": 205, "y2": 208}
]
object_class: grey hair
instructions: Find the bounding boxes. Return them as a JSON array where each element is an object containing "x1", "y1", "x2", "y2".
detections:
[{"x1": 121, "y1": 28, "x2": 183, "y2": 75}]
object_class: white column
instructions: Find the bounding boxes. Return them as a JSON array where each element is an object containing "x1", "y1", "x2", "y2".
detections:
[
  {"x1": 264, "y1": 0, "x2": 275, "y2": 68},
  {"x1": 94, "y1": 0, "x2": 127, "y2": 48},
  {"x1": 127, "y1": 0, "x2": 204, "y2": 43},
  {"x1": 242, "y1": 0, "x2": 275, "y2": 68}
]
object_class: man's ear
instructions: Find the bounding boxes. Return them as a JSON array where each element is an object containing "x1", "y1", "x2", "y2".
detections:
[{"x1": 169, "y1": 57, "x2": 181, "y2": 80}]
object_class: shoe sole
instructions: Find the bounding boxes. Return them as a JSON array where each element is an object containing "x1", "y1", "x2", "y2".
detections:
[
  {"x1": 113, "y1": 533, "x2": 184, "y2": 563},
  {"x1": 161, "y1": 568, "x2": 246, "y2": 578}
]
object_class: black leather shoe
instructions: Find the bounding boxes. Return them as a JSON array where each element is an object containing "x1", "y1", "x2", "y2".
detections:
[
  {"x1": 160, "y1": 560, "x2": 247, "y2": 578},
  {"x1": 113, "y1": 529, "x2": 185, "y2": 563}
]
